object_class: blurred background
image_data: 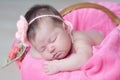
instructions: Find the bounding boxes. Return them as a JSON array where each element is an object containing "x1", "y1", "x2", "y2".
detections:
[{"x1": 0, "y1": 0, "x2": 120, "y2": 80}]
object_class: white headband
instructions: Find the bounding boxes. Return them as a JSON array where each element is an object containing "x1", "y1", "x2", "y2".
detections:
[{"x1": 29, "y1": 15, "x2": 63, "y2": 25}]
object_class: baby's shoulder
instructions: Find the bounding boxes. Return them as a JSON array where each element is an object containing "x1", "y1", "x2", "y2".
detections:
[
  {"x1": 71, "y1": 30, "x2": 88, "y2": 41},
  {"x1": 71, "y1": 30, "x2": 104, "y2": 45},
  {"x1": 71, "y1": 30, "x2": 81, "y2": 37}
]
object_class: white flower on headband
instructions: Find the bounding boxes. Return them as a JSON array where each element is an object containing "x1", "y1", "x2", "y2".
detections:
[{"x1": 15, "y1": 15, "x2": 29, "y2": 47}]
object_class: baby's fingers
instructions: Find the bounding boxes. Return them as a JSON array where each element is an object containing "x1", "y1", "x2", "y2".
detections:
[{"x1": 44, "y1": 66, "x2": 52, "y2": 75}]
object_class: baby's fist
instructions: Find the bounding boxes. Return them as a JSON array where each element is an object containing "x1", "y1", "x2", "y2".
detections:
[{"x1": 44, "y1": 60, "x2": 60, "y2": 75}]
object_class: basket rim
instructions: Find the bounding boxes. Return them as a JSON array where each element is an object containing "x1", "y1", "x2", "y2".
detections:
[{"x1": 60, "y1": 2, "x2": 120, "y2": 26}]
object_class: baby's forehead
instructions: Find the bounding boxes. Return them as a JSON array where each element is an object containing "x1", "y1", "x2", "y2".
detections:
[
  {"x1": 40, "y1": 17, "x2": 63, "y2": 27},
  {"x1": 37, "y1": 21, "x2": 62, "y2": 35},
  {"x1": 35, "y1": 17, "x2": 63, "y2": 38},
  {"x1": 36, "y1": 25, "x2": 56, "y2": 38},
  {"x1": 35, "y1": 27, "x2": 57, "y2": 43},
  {"x1": 37, "y1": 18, "x2": 52, "y2": 28}
]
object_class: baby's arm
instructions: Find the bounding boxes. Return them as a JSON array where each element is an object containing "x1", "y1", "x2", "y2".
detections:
[
  {"x1": 45, "y1": 41, "x2": 92, "y2": 74},
  {"x1": 58, "y1": 42, "x2": 92, "y2": 71}
]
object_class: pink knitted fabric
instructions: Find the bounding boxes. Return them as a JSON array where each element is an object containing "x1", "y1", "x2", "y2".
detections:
[{"x1": 20, "y1": 2, "x2": 120, "y2": 80}]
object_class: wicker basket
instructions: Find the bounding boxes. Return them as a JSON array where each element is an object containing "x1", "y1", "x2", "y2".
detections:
[{"x1": 60, "y1": 2, "x2": 120, "y2": 26}]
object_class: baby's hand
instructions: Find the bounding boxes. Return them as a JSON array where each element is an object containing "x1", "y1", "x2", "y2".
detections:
[{"x1": 44, "y1": 60, "x2": 60, "y2": 75}]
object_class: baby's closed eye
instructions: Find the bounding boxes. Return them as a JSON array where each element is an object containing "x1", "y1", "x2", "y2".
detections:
[
  {"x1": 48, "y1": 36, "x2": 57, "y2": 43},
  {"x1": 40, "y1": 46, "x2": 46, "y2": 52}
]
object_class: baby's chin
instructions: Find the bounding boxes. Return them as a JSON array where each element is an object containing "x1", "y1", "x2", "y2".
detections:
[
  {"x1": 44, "y1": 57, "x2": 61, "y2": 61},
  {"x1": 44, "y1": 56, "x2": 65, "y2": 61},
  {"x1": 44, "y1": 51, "x2": 70, "y2": 61},
  {"x1": 53, "y1": 54, "x2": 69, "y2": 60}
]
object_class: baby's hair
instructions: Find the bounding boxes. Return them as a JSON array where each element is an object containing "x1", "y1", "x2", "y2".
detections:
[{"x1": 24, "y1": 4, "x2": 63, "y2": 42}]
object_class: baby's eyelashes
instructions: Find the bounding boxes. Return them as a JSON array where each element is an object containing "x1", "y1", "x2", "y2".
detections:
[
  {"x1": 39, "y1": 36, "x2": 57, "y2": 52},
  {"x1": 39, "y1": 46, "x2": 46, "y2": 52}
]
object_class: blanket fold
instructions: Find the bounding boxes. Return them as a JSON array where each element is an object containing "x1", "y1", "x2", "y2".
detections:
[{"x1": 81, "y1": 25, "x2": 120, "y2": 80}]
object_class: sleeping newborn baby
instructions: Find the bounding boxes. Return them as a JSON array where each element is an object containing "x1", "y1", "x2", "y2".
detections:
[{"x1": 16, "y1": 4, "x2": 104, "y2": 75}]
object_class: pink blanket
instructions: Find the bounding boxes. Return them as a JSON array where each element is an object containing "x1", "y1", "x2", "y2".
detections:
[{"x1": 20, "y1": 2, "x2": 120, "y2": 80}]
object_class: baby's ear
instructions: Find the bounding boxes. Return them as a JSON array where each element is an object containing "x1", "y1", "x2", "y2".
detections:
[{"x1": 62, "y1": 20, "x2": 73, "y2": 33}]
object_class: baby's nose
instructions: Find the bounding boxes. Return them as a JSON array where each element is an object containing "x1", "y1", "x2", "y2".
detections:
[{"x1": 47, "y1": 45, "x2": 55, "y2": 53}]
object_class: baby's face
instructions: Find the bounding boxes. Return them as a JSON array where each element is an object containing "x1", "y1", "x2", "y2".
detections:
[{"x1": 32, "y1": 20, "x2": 72, "y2": 60}]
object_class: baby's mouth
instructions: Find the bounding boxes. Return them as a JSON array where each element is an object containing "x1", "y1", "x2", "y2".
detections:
[
  {"x1": 53, "y1": 52, "x2": 61, "y2": 59},
  {"x1": 53, "y1": 51, "x2": 65, "y2": 59}
]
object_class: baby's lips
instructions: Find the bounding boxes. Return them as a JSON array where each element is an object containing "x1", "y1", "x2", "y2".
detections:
[{"x1": 55, "y1": 51, "x2": 66, "y2": 59}]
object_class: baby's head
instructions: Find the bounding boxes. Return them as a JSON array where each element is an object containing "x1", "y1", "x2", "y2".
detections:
[{"x1": 17, "y1": 5, "x2": 72, "y2": 60}]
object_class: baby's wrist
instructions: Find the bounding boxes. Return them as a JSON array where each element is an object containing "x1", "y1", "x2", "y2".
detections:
[
  {"x1": 53, "y1": 60, "x2": 62, "y2": 71},
  {"x1": 56, "y1": 60, "x2": 65, "y2": 72}
]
